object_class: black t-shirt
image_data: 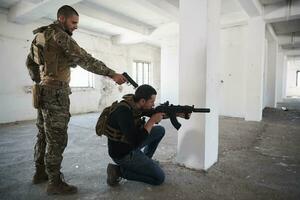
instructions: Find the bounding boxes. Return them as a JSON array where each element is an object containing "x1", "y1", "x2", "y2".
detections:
[{"x1": 107, "y1": 105, "x2": 148, "y2": 159}]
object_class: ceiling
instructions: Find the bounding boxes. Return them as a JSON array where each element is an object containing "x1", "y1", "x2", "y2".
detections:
[
  {"x1": 0, "y1": 0, "x2": 299, "y2": 51},
  {"x1": 0, "y1": 0, "x2": 246, "y2": 46},
  {"x1": 272, "y1": 19, "x2": 300, "y2": 35},
  {"x1": 0, "y1": 0, "x2": 180, "y2": 46},
  {"x1": 262, "y1": 0, "x2": 300, "y2": 50},
  {"x1": 221, "y1": 0, "x2": 244, "y2": 15},
  {"x1": 259, "y1": 0, "x2": 287, "y2": 5}
]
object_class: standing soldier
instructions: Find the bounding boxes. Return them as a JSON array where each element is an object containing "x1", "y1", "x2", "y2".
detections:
[{"x1": 26, "y1": 5, "x2": 126, "y2": 195}]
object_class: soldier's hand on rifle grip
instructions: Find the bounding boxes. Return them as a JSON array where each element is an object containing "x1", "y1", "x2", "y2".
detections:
[
  {"x1": 112, "y1": 73, "x2": 127, "y2": 85},
  {"x1": 150, "y1": 112, "x2": 165, "y2": 124},
  {"x1": 144, "y1": 112, "x2": 164, "y2": 133}
]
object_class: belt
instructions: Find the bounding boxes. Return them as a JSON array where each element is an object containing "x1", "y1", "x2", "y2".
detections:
[
  {"x1": 41, "y1": 79, "x2": 69, "y2": 88},
  {"x1": 40, "y1": 85, "x2": 71, "y2": 96}
]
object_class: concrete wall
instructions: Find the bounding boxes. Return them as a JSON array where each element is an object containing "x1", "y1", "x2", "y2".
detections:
[
  {"x1": 160, "y1": 18, "x2": 257, "y2": 121},
  {"x1": 286, "y1": 57, "x2": 300, "y2": 97},
  {"x1": 275, "y1": 52, "x2": 287, "y2": 103},
  {"x1": 219, "y1": 25, "x2": 247, "y2": 118},
  {"x1": 263, "y1": 30, "x2": 277, "y2": 108},
  {"x1": 160, "y1": 41, "x2": 179, "y2": 104},
  {"x1": 220, "y1": 13, "x2": 267, "y2": 120},
  {"x1": 0, "y1": 13, "x2": 160, "y2": 123},
  {"x1": 163, "y1": 17, "x2": 278, "y2": 121}
]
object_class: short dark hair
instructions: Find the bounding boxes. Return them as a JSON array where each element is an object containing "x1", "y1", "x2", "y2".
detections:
[
  {"x1": 57, "y1": 5, "x2": 79, "y2": 18},
  {"x1": 134, "y1": 84, "x2": 157, "y2": 102}
]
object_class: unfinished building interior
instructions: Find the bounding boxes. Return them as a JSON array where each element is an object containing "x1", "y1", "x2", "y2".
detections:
[{"x1": 0, "y1": 0, "x2": 299, "y2": 199}]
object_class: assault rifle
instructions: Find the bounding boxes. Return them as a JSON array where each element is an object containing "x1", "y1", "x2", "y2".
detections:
[
  {"x1": 123, "y1": 72, "x2": 138, "y2": 89},
  {"x1": 146, "y1": 101, "x2": 210, "y2": 130}
]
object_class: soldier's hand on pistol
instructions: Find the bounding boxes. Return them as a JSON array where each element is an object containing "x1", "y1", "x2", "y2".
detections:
[
  {"x1": 112, "y1": 73, "x2": 127, "y2": 85},
  {"x1": 150, "y1": 112, "x2": 165, "y2": 124}
]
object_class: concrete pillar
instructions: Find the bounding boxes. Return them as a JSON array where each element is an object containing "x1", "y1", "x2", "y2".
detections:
[
  {"x1": 275, "y1": 52, "x2": 286, "y2": 104},
  {"x1": 282, "y1": 56, "x2": 288, "y2": 98},
  {"x1": 263, "y1": 39, "x2": 278, "y2": 108},
  {"x1": 245, "y1": 17, "x2": 265, "y2": 121},
  {"x1": 177, "y1": 0, "x2": 220, "y2": 170},
  {"x1": 267, "y1": 41, "x2": 278, "y2": 107},
  {"x1": 161, "y1": 41, "x2": 179, "y2": 104},
  {"x1": 263, "y1": 38, "x2": 268, "y2": 108}
]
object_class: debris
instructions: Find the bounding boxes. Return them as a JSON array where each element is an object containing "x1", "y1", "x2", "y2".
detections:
[
  {"x1": 281, "y1": 107, "x2": 288, "y2": 111},
  {"x1": 277, "y1": 162, "x2": 288, "y2": 167}
]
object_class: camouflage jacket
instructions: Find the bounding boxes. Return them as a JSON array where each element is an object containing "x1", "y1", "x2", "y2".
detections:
[{"x1": 26, "y1": 21, "x2": 116, "y2": 84}]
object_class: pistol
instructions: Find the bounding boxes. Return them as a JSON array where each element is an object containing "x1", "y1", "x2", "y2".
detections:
[{"x1": 122, "y1": 72, "x2": 139, "y2": 89}]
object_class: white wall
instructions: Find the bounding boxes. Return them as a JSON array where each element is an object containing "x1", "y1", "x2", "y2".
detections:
[
  {"x1": 219, "y1": 25, "x2": 247, "y2": 118},
  {"x1": 263, "y1": 30, "x2": 277, "y2": 108},
  {"x1": 282, "y1": 55, "x2": 288, "y2": 98},
  {"x1": 263, "y1": 38, "x2": 269, "y2": 108},
  {"x1": 127, "y1": 43, "x2": 161, "y2": 102},
  {"x1": 244, "y1": 17, "x2": 265, "y2": 121},
  {"x1": 275, "y1": 52, "x2": 287, "y2": 103},
  {"x1": 160, "y1": 41, "x2": 179, "y2": 104},
  {"x1": 219, "y1": 17, "x2": 269, "y2": 120},
  {"x1": 286, "y1": 57, "x2": 300, "y2": 97},
  {"x1": 0, "y1": 13, "x2": 38, "y2": 123},
  {"x1": 0, "y1": 13, "x2": 160, "y2": 123}
]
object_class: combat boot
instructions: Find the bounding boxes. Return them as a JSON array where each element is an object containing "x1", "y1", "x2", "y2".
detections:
[
  {"x1": 107, "y1": 163, "x2": 122, "y2": 186},
  {"x1": 32, "y1": 165, "x2": 48, "y2": 184},
  {"x1": 46, "y1": 173, "x2": 77, "y2": 195}
]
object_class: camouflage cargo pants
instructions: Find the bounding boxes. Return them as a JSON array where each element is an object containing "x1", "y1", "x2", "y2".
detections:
[
  {"x1": 34, "y1": 86, "x2": 71, "y2": 182},
  {"x1": 34, "y1": 108, "x2": 46, "y2": 166}
]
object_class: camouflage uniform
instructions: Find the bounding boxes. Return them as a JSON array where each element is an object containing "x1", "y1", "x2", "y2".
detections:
[{"x1": 26, "y1": 21, "x2": 116, "y2": 183}]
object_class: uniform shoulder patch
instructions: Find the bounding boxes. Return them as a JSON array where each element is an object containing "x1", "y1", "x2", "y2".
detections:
[{"x1": 53, "y1": 31, "x2": 68, "y2": 44}]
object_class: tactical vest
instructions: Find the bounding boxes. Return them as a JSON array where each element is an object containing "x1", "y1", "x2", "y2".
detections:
[
  {"x1": 30, "y1": 23, "x2": 71, "y2": 84},
  {"x1": 95, "y1": 95, "x2": 144, "y2": 144}
]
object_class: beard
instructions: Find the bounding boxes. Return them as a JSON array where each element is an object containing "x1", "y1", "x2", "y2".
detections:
[{"x1": 63, "y1": 21, "x2": 73, "y2": 36}]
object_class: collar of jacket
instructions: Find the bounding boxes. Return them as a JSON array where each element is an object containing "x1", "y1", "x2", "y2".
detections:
[
  {"x1": 32, "y1": 21, "x2": 70, "y2": 35},
  {"x1": 122, "y1": 94, "x2": 142, "y2": 114}
]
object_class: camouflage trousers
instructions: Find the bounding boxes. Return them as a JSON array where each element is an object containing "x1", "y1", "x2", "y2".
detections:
[{"x1": 34, "y1": 86, "x2": 71, "y2": 183}]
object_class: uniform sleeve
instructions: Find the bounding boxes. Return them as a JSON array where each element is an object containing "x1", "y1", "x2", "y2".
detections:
[
  {"x1": 26, "y1": 54, "x2": 41, "y2": 83},
  {"x1": 53, "y1": 31, "x2": 116, "y2": 77}
]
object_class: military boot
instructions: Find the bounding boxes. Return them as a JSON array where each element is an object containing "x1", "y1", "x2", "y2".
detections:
[
  {"x1": 46, "y1": 173, "x2": 77, "y2": 195},
  {"x1": 107, "y1": 163, "x2": 122, "y2": 186},
  {"x1": 32, "y1": 165, "x2": 48, "y2": 184}
]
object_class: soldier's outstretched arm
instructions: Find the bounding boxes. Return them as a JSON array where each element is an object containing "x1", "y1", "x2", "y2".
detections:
[{"x1": 53, "y1": 31, "x2": 126, "y2": 84}]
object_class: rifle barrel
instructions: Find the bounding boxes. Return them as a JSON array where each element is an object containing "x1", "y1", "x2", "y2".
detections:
[{"x1": 193, "y1": 108, "x2": 210, "y2": 113}]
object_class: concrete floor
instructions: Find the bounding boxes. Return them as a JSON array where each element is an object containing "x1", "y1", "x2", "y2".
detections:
[
  {"x1": 0, "y1": 108, "x2": 299, "y2": 200},
  {"x1": 277, "y1": 98, "x2": 300, "y2": 110}
]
